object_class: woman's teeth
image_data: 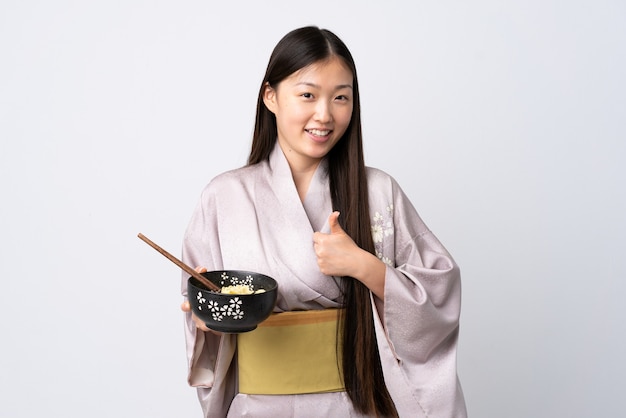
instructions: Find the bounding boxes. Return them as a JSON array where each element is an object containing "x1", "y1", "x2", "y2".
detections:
[{"x1": 308, "y1": 129, "x2": 330, "y2": 136}]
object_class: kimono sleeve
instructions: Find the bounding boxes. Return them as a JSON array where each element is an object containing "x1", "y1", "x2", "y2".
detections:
[
  {"x1": 370, "y1": 173, "x2": 465, "y2": 415},
  {"x1": 180, "y1": 185, "x2": 226, "y2": 389}
]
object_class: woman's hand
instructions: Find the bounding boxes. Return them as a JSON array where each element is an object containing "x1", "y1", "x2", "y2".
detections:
[
  {"x1": 313, "y1": 211, "x2": 361, "y2": 278},
  {"x1": 181, "y1": 299, "x2": 213, "y2": 332},
  {"x1": 313, "y1": 212, "x2": 386, "y2": 298},
  {"x1": 181, "y1": 266, "x2": 222, "y2": 335}
]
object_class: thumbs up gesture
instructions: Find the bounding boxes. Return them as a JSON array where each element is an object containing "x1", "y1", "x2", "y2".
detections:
[{"x1": 313, "y1": 211, "x2": 360, "y2": 278}]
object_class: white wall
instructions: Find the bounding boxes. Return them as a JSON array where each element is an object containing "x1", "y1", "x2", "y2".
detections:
[{"x1": 1, "y1": 1, "x2": 624, "y2": 417}]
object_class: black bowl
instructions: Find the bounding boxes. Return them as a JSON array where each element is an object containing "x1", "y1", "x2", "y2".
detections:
[{"x1": 187, "y1": 270, "x2": 278, "y2": 333}]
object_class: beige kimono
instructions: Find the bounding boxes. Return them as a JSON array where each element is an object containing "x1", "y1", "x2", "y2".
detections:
[{"x1": 182, "y1": 142, "x2": 467, "y2": 417}]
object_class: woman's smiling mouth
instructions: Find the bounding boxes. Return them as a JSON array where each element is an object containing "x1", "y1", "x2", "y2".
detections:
[{"x1": 306, "y1": 128, "x2": 332, "y2": 141}]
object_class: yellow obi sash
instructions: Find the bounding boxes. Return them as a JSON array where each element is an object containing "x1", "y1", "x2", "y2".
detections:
[{"x1": 237, "y1": 309, "x2": 345, "y2": 395}]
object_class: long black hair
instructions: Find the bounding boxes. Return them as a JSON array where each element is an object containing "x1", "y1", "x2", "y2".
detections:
[{"x1": 247, "y1": 26, "x2": 397, "y2": 417}]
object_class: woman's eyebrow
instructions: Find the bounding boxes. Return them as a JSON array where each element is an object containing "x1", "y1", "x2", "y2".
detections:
[{"x1": 295, "y1": 81, "x2": 353, "y2": 90}]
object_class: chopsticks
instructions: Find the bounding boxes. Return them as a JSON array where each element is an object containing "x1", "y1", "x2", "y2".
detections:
[{"x1": 137, "y1": 233, "x2": 221, "y2": 292}]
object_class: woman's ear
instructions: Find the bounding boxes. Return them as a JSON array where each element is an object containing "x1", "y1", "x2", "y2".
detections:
[{"x1": 262, "y1": 82, "x2": 277, "y2": 114}]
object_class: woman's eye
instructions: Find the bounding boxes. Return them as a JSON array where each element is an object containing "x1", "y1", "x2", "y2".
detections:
[
  {"x1": 301, "y1": 93, "x2": 313, "y2": 99},
  {"x1": 336, "y1": 95, "x2": 349, "y2": 101}
]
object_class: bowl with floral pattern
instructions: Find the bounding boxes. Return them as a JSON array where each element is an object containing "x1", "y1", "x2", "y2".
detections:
[{"x1": 187, "y1": 270, "x2": 278, "y2": 333}]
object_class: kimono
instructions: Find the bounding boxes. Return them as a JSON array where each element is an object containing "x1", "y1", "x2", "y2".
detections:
[{"x1": 181, "y1": 142, "x2": 467, "y2": 418}]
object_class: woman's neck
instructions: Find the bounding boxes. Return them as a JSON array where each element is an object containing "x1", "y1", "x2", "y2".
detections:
[
  {"x1": 277, "y1": 141, "x2": 323, "y2": 202},
  {"x1": 290, "y1": 163, "x2": 319, "y2": 202}
]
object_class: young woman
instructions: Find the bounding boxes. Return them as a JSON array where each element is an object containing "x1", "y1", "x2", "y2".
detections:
[{"x1": 181, "y1": 26, "x2": 467, "y2": 417}]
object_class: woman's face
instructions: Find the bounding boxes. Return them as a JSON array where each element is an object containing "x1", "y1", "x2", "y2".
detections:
[{"x1": 263, "y1": 57, "x2": 354, "y2": 171}]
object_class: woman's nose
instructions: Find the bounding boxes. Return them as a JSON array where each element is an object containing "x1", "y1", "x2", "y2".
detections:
[{"x1": 314, "y1": 101, "x2": 333, "y2": 123}]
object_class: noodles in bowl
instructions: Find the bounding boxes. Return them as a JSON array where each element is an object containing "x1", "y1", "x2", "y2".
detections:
[{"x1": 187, "y1": 270, "x2": 278, "y2": 333}]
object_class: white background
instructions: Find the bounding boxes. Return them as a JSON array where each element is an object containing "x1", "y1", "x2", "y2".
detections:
[{"x1": 1, "y1": 1, "x2": 624, "y2": 417}]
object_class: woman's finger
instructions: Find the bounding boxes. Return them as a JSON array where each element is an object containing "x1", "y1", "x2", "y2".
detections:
[{"x1": 181, "y1": 300, "x2": 191, "y2": 312}]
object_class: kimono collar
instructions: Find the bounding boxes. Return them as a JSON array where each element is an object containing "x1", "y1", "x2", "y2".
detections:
[
  {"x1": 264, "y1": 141, "x2": 341, "y2": 302},
  {"x1": 267, "y1": 141, "x2": 331, "y2": 231}
]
